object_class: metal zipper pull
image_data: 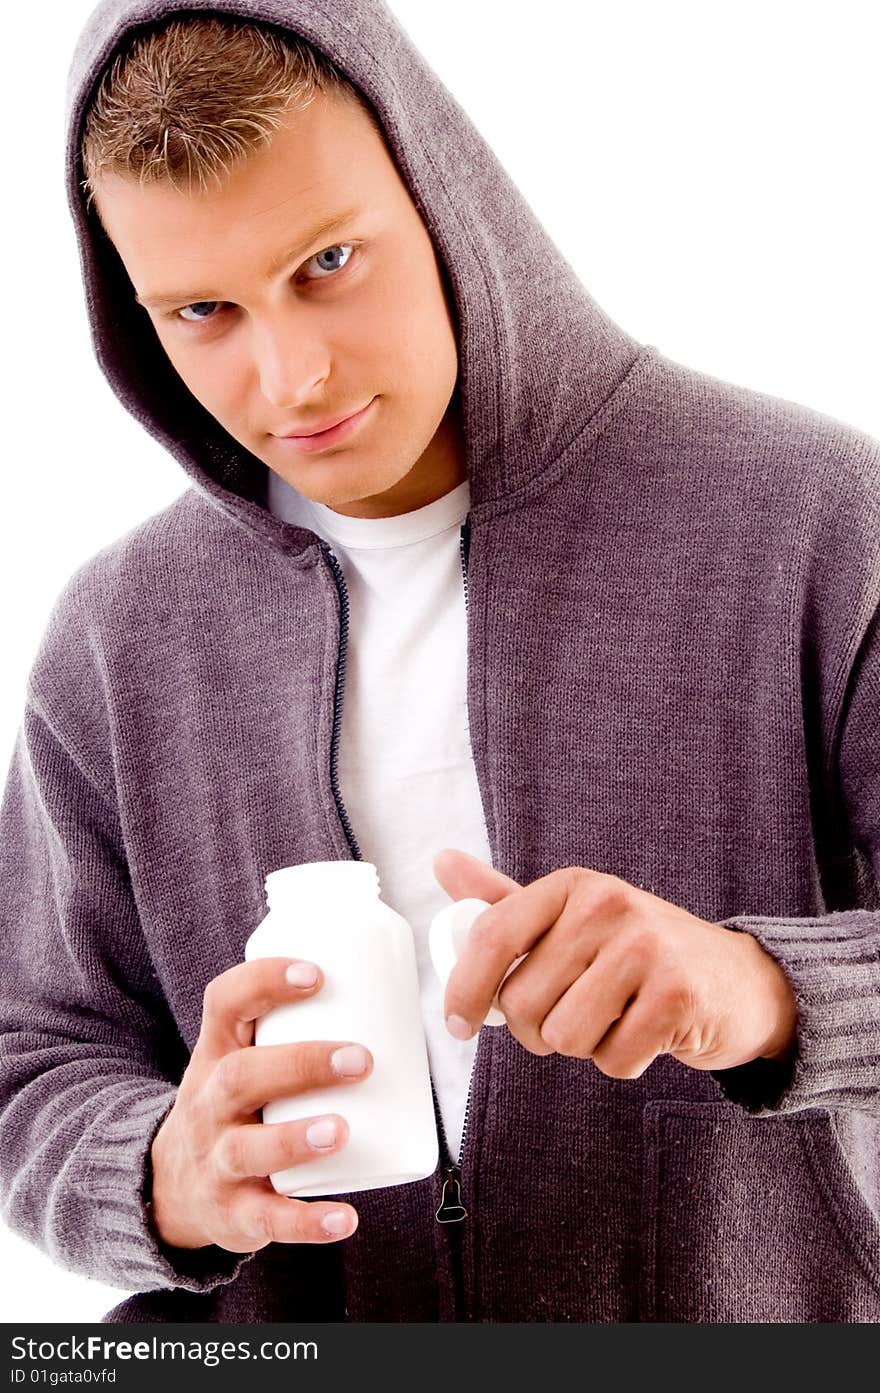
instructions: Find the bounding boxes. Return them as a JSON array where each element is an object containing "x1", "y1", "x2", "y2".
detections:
[{"x1": 436, "y1": 1164, "x2": 468, "y2": 1223}]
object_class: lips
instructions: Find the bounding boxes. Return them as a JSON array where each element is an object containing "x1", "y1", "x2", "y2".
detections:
[
  {"x1": 278, "y1": 405, "x2": 366, "y2": 438},
  {"x1": 270, "y1": 397, "x2": 377, "y2": 455}
]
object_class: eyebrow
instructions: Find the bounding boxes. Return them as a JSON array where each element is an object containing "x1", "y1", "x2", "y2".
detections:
[{"x1": 134, "y1": 206, "x2": 363, "y2": 310}]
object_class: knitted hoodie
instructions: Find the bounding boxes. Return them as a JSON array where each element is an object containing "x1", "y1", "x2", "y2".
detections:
[{"x1": 1, "y1": 0, "x2": 879, "y2": 1323}]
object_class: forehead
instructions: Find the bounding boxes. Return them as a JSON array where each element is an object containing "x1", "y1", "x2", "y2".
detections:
[{"x1": 92, "y1": 88, "x2": 411, "y2": 289}]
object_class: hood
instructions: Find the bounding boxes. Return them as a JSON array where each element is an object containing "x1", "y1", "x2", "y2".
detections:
[{"x1": 65, "y1": 0, "x2": 649, "y2": 553}]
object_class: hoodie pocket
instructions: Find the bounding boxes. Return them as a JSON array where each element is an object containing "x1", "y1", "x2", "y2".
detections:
[{"x1": 642, "y1": 1100, "x2": 880, "y2": 1322}]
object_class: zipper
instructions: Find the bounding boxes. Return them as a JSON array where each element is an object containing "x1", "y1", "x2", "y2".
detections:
[
  {"x1": 321, "y1": 530, "x2": 476, "y2": 1210},
  {"x1": 319, "y1": 542, "x2": 364, "y2": 862},
  {"x1": 459, "y1": 513, "x2": 471, "y2": 615},
  {"x1": 432, "y1": 1076, "x2": 470, "y2": 1223},
  {"x1": 433, "y1": 1077, "x2": 468, "y2": 1319},
  {"x1": 320, "y1": 520, "x2": 475, "y2": 1313},
  {"x1": 432, "y1": 513, "x2": 476, "y2": 1320},
  {"x1": 432, "y1": 512, "x2": 476, "y2": 1232}
]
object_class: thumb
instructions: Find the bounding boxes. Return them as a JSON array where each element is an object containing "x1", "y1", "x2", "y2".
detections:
[{"x1": 432, "y1": 848, "x2": 521, "y2": 905}]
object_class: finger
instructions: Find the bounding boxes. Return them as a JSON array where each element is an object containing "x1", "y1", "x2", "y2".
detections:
[
  {"x1": 589, "y1": 993, "x2": 667, "y2": 1079},
  {"x1": 229, "y1": 1181, "x2": 360, "y2": 1249},
  {"x1": 215, "y1": 1113, "x2": 351, "y2": 1183},
  {"x1": 491, "y1": 895, "x2": 601, "y2": 1049},
  {"x1": 432, "y1": 848, "x2": 522, "y2": 904},
  {"x1": 535, "y1": 949, "x2": 644, "y2": 1058},
  {"x1": 444, "y1": 866, "x2": 589, "y2": 1038},
  {"x1": 195, "y1": 957, "x2": 325, "y2": 1063},
  {"x1": 207, "y1": 1039, "x2": 374, "y2": 1123}
]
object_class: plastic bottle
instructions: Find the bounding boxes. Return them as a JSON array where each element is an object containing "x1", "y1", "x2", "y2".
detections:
[{"x1": 245, "y1": 860, "x2": 438, "y2": 1197}]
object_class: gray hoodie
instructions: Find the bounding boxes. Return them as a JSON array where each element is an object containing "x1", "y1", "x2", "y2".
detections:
[{"x1": 0, "y1": 0, "x2": 879, "y2": 1322}]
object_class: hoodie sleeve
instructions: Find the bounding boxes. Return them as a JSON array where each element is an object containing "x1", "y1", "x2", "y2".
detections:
[
  {"x1": 0, "y1": 698, "x2": 255, "y2": 1296},
  {"x1": 710, "y1": 598, "x2": 880, "y2": 1118}
]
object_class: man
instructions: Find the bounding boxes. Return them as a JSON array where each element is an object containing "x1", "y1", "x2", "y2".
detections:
[{"x1": 0, "y1": 0, "x2": 878, "y2": 1323}]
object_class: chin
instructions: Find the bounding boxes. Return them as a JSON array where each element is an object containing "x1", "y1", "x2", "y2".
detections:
[{"x1": 316, "y1": 462, "x2": 411, "y2": 503}]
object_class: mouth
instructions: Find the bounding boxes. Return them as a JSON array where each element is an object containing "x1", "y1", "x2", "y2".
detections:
[{"x1": 273, "y1": 398, "x2": 377, "y2": 452}]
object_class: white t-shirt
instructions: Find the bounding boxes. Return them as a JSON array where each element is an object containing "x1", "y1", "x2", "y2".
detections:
[{"x1": 267, "y1": 470, "x2": 492, "y2": 1165}]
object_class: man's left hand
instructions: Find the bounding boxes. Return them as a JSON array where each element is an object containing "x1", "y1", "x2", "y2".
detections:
[{"x1": 432, "y1": 849, "x2": 798, "y2": 1076}]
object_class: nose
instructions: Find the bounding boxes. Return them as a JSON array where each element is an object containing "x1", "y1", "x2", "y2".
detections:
[{"x1": 251, "y1": 312, "x2": 331, "y2": 409}]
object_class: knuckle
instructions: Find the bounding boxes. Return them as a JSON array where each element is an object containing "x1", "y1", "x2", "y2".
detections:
[
  {"x1": 594, "y1": 873, "x2": 632, "y2": 915},
  {"x1": 540, "y1": 1017, "x2": 570, "y2": 1053},
  {"x1": 241, "y1": 992, "x2": 274, "y2": 1034},
  {"x1": 625, "y1": 930, "x2": 659, "y2": 973},
  {"x1": 591, "y1": 1036, "x2": 635, "y2": 1077},
  {"x1": 280, "y1": 1040, "x2": 328, "y2": 1094},
  {"x1": 651, "y1": 975, "x2": 690, "y2": 1022},
  {"x1": 506, "y1": 1022, "x2": 553, "y2": 1057},
  {"x1": 594, "y1": 1050, "x2": 644, "y2": 1080},
  {"x1": 496, "y1": 978, "x2": 529, "y2": 1021},
  {"x1": 246, "y1": 1207, "x2": 274, "y2": 1246},
  {"x1": 590, "y1": 1050, "x2": 618, "y2": 1077},
  {"x1": 622, "y1": 1054, "x2": 651, "y2": 1079},
  {"x1": 297, "y1": 1040, "x2": 330, "y2": 1084},
  {"x1": 202, "y1": 975, "x2": 222, "y2": 1016},
  {"x1": 591, "y1": 1056, "x2": 615, "y2": 1078},
  {"x1": 215, "y1": 1048, "x2": 246, "y2": 1099},
  {"x1": 554, "y1": 865, "x2": 585, "y2": 892},
  {"x1": 217, "y1": 1127, "x2": 246, "y2": 1181},
  {"x1": 468, "y1": 905, "x2": 502, "y2": 945},
  {"x1": 567, "y1": 875, "x2": 602, "y2": 917},
  {"x1": 215, "y1": 1187, "x2": 250, "y2": 1243}
]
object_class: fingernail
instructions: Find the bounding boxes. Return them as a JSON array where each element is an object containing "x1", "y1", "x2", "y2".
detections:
[
  {"x1": 321, "y1": 1209, "x2": 355, "y2": 1237},
  {"x1": 331, "y1": 1044, "x2": 369, "y2": 1076},
  {"x1": 306, "y1": 1118, "x2": 338, "y2": 1149},
  {"x1": 446, "y1": 1014, "x2": 474, "y2": 1040},
  {"x1": 286, "y1": 961, "x2": 318, "y2": 987}
]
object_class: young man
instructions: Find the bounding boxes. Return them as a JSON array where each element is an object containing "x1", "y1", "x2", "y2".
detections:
[{"x1": 0, "y1": 0, "x2": 878, "y2": 1323}]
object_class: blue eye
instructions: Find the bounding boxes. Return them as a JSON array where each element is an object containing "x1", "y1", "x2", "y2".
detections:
[
  {"x1": 178, "y1": 301, "x2": 219, "y2": 323},
  {"x1": 305, "y1": 243, "x2": 355, "y2": 278},
  {"x1": 174, "y1": 243, "x2": 356, "y2": 325}
]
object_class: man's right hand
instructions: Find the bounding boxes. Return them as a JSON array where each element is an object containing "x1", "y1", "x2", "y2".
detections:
[{"x1": 148, "y1": 957, "x2": 373, "y2": 1252}]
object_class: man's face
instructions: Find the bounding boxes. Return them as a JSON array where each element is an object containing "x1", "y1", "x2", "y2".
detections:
[{"x1": 92, "y1": 89, "x2": 463, "y2": 518}]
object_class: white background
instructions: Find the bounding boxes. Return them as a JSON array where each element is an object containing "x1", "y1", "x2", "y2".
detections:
[{"x1": 2, "y1": 0, "x2": 878, "y2": 1323}]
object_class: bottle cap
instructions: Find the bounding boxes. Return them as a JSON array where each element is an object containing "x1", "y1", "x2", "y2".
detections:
[{"x1": 428, "y1": 898, "x2": 527, "y2": 1028}]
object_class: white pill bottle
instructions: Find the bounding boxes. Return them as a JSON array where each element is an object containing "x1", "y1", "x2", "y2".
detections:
[{"x1": 244, "y1": 860, "x2": 438, "y2": 1198}]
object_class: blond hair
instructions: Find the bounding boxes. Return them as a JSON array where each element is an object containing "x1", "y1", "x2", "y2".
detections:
[{"x1": 80, "y1": 14, "x2": 378, "y2": 210}]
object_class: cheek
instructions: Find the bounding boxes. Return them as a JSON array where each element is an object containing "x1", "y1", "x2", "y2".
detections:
[
  {"x1": 405, "y1": 248, "x2": 459, "y2": 373},
  {"x1": 159, "y1": 336, "x2": 245, "y2": 419},
  {"x1": 368, "y1": 255, "x2": 456, "y2": 377}
]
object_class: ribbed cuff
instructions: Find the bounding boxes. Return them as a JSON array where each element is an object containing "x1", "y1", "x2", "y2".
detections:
[
  {"x1": 710, "y1": 910, "x2": 880, "y2": 1117},
  {"x1": 74, "y1": 1084, "x2": 256, "y2": 1294}
]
